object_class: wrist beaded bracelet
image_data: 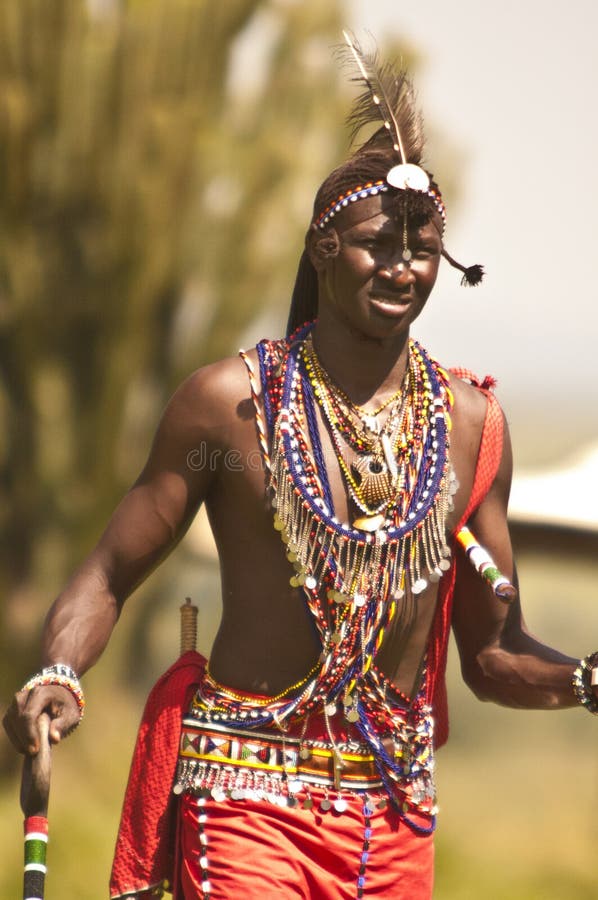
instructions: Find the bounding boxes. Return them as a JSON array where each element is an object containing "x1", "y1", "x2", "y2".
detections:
[
  {"x1": 571, "y1": 651, "x2": 598, "y2": 715},
  {"x1": 22, "y1": 664, "x2": 85, "y2": 721}
]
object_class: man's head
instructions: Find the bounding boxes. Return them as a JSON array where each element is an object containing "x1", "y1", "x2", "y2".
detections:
[
  {"x1": 286, "y1": 36, "x2": 482, "y2": 338},
  {"x1": 306, "y1": 191, "x2": 442, "y2": 343},
  {"x1": 287, "y1": 151, "x2": 447, "y2": 337}
]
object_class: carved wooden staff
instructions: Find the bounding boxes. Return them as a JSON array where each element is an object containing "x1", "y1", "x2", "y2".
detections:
[
  {"x1": 18, "y1": 598, "x2": 198, "y2": 898},
  {"x1": 20, "y1": 713, "x2": 51, "y2": 900}
]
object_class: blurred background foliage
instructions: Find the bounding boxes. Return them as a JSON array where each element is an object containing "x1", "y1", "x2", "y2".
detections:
[
  {"x1": 0, "y1": 1, "x2": 596, "y2": 898},
  {"x1": 0, "y1": 0, "x2": 357, "y2": 697}
]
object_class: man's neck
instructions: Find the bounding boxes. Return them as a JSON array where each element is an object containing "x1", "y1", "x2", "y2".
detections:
[{"x1": 310, "y1": 317, "x2": 411, "y2": 409}]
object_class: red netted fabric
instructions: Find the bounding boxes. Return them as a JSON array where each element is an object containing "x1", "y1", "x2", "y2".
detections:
[
  {"x1": 426, "y1": 378, "x2": 504, "y2": 748},
  {"x1": 110, "y1": 650, "x2": 206, "y2": 899}
]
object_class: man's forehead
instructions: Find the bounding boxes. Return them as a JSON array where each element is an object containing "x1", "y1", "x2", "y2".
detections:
[
  {"x1": 335, "y1": 195, "x2": 441, "y2": 235},
  {"x1": 334, "y1": 194, "x2": 398, "y2": 229}
]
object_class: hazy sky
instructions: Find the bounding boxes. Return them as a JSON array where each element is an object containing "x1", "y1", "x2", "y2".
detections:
[{"x1": 348, "y1": 0, "x2": 598, "y2": 464}]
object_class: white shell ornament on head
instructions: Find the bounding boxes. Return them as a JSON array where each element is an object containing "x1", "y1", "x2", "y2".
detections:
[{"x1": 386, "y1": 163, "x2": 430, "y2": 192}]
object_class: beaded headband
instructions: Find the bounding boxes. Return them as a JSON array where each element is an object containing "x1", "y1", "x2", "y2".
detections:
[{"x1": 314, "y1": 178, "x2": 447, "y2": 231}]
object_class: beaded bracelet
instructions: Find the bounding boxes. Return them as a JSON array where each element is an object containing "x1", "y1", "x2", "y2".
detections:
[
  {"x1": 22, "y1": 663, "x2": 85, "y2": 722},
  {"x1": 571, "y1": 652, "x2": 598, "y2": 715}
]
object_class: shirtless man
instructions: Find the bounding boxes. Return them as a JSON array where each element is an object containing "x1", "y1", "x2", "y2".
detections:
[{"x1": 4, "y1": 43, "x2": 597, "y2": 900}]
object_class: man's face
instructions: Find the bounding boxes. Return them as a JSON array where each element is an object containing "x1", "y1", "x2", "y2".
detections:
[{"x1": 315, "y1": 195, "x2": 442, "y2": 342}]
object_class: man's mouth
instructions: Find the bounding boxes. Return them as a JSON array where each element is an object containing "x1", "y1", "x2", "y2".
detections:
[{"x1": 369, "y1": 289, "x2": 412, "y2": 305}]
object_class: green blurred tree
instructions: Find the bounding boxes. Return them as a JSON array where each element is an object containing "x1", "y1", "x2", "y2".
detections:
[
  {"x1": 0, "y1": 0, "x2": 354, "y2": 715},
  {"x1": 0, "y1": 0, "x2": 429, "y2": 723}
]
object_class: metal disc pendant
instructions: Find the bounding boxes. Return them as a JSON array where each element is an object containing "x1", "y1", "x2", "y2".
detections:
[
  {"x1": 346, "y1": 708, "x2": 359, "y2": 723},
  {"x1": 320, "y1": 798, "x2": 332, "y2": 812},
  {"x1": 333, "y1": 797, "x2": 348, "y2": 813},
  {"x1": 299, "y1": 747, "x2": 312, "y2": 760}
]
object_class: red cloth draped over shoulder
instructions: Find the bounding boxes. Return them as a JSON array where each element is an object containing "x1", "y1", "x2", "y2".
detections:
[
  {"x1": 426, "y1": 370, "x2": 504, "y2": 749},
  {"x1": 110, "y1": 650, "x2": 207, "y2": 899}
]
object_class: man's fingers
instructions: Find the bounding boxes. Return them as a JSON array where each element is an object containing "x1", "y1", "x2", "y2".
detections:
[
  {"x1": 2, "y1": 692, "x2": 40, "y2": 755},
  {"x1": 3, "y1": 685, "x2": 79, "y2": 755},
  {"x1": 2, "y1": 702, "x2": 28, "y2": 754}
]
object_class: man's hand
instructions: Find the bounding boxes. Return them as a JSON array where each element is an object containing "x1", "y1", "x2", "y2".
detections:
[{"x1": 3, "y1": 684, "x2": 80, "y2": 755}]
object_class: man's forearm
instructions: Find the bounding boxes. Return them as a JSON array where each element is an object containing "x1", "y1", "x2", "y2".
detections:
[
  {"x1": 41, "y1": 561, "x2": 121, "y2": 675},
  {"x1": 464, "y1": 635, "x2": 580, "y2": 709}
]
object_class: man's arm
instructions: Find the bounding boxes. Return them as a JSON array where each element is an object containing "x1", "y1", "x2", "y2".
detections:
[
  {"x1": 452, "y1": 415, "x2": 595, "y2": 709},
  {"x1": 3, "y1": 363, "x2": 227, "y2": 754}
]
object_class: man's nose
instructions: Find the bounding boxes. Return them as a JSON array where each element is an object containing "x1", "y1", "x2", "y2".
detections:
[{"x1": 378, "y1": 259, "x2": 414, "y2": 284}]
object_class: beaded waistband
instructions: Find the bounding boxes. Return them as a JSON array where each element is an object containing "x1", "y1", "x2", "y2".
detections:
[{"x1": 175, "y1": 716, "x2": 437, "y2": 817}]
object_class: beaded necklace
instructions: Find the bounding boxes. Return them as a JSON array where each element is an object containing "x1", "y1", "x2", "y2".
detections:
[
  {"x1": 301, "y1": 335, "x2": 411, "y2": 453},
  {"x1": 301, "y1": 336, "x2": 433, "y2": 526},
  {"x1": 268, "y1": 325, "x2": 456, "y2": 604},
  {"x1": 251, "y1": 323, "x2": 447, "y2": 820}
]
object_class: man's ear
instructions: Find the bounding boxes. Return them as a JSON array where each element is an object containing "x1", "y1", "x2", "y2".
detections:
[{"x1": 306, "y1": 225, "x2": 340, "y2": 271}]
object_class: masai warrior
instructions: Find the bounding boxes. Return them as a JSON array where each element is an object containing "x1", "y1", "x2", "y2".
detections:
[{"x1": 4, "y1": 34, "x2": 597, "y2": 900}]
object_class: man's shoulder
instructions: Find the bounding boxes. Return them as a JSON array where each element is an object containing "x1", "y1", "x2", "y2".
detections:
[
  {"x1": 445, "y1": 367, "x2": 505, "y2": 453},
  {"x1": 448, "y1": 372, "x2": 490, "y2": 426},
  {"x1": 182, "y1": 354, "x2": 251, "y2": 402},
  {"x1": 163, "y1": 354, "x2": 253, "y2": 435}
]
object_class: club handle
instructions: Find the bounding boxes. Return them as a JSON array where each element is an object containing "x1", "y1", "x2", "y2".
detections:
[{"x1": 180, "y1": 597, "x2": 198, "y2": 654}]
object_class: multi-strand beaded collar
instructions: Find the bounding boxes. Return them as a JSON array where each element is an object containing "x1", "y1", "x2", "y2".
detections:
[{"x1": 264, "y1": 323, "x2": 456, "y2": 603}]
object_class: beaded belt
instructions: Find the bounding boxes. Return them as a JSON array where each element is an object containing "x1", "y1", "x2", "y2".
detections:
[{"x1": 174, "y1": 716, "x2": 436, "y2": 816}]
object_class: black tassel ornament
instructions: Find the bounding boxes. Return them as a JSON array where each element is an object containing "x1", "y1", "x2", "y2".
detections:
[{"x1": 441, "y1": 248, "x2": 485, "y2": 287}]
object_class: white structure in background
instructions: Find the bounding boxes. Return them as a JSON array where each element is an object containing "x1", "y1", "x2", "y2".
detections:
[
  {"x1": 188, "y1": 443, "x2": 598, "y2": 557},
  {"x1": 86, "y1": 0, "x2": 120, "y2": 17},
  {"x1": 509, "y1": 443, "x2": 598, "y2": 533}
]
